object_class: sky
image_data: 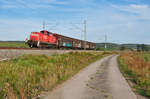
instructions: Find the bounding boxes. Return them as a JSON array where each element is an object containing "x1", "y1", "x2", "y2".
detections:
[{"x1": 0, "y1": 0, "x2": 150, "y2": 44}]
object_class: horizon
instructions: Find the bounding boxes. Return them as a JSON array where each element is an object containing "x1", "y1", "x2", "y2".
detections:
[
  {"x1": 0, "y1": 40, "x2": 150, "y2": 45},
  {"x1": 0, "y1": 0, "x2": 150, "y2": 44}
]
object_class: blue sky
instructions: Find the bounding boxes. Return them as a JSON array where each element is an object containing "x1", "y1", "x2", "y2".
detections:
[{"x1": 0, "y1": 0, "x2": 150, "y2": 44}]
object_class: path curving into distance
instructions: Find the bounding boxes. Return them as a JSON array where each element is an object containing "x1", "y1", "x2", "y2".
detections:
[{"x1": 42, "y1": 55, "x2": 137, "y2": 99}]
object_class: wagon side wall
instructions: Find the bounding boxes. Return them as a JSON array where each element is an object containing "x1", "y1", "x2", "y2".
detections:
[{"x1": 54, "y1": 33, "x2": 96, "y2": 49}]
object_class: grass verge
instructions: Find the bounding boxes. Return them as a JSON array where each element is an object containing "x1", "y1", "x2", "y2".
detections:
[
  {"x1": 0, "y1": 52, "x2": 109, "y2": 99},
  {"x1": 0, "y1": 42, "x2": 28, "y2": 48},
  {"x1": 118, "y1": 52, "x2": 150, "y2": 98}
]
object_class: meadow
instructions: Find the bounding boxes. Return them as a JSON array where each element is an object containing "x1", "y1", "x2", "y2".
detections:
[
  {"x1": 0, "y1": 42, "x2": 28, "y2": 48},
  {"x1": 118, "y1": 51, "x2": 150, "y2": 97},
  {"x1": 0, "y1": 52, "x2": 109, "y2": 99}
]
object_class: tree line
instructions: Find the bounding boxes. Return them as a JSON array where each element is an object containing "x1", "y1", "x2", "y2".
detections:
[
  {"x1": 120, "y1": 44, "x2": 149, "y2": 51},
  {"x1": 137, "y1": 44, "x2": 149, "y2": 52}
]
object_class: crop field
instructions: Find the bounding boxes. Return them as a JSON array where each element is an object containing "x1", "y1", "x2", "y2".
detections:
[
  {"x1": 118, "y1": 51, "x2": 150, "y2": 98},
  {"x1": 0, "y1": 42, "x2": 28, "y2": 48},
  {"x1": 0, "y1": 52, "x2": 109, "y2": 99}
]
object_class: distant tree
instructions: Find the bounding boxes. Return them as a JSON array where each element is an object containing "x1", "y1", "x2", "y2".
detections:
[
  {"x1": 120, "y1": 45, "x2": 126, "y2": 51},
  {"x1": 141, "y1": 44, "x2": 145, "y2": 51},
  {"x1": 142, "y1": 44, "x2": 149, "y2": 51},
  {"x1": 137, "y1": 44, "x2": 141, "y2": 52},
  {"x1": 137, "y1": 44, "x2": 149, "y2": 52}
]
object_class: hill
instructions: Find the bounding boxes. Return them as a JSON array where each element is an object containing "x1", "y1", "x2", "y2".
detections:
[
  {"x1": 96, "y1": 43, "x2": 119, "y2": 50},
  {"x1": 96, "y1": 43, "x2": 150, "y2": 50}
]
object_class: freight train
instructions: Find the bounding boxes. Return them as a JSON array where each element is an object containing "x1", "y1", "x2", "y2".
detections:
[{"x1": 25, "y1": 30, "x2": 96, "y2": 49}]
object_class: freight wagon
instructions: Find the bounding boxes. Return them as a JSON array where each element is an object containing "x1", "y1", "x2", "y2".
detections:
[{"x1": 25, "y1": 30, "x2": 96, "y2": 49}]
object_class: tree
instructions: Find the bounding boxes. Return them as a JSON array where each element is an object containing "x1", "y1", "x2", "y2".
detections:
[
  {"x1": 137, "y1": 44, "x2": 141, "y2": 52},
  {"x1": 137, "y1": 44, "x2": 149, "y2": 52},
  {"x1": 120, "y1": 45, "x2": 126, "y2": 51}
]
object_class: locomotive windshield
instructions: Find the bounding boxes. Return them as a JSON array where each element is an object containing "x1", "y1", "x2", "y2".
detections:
[
  {"x1": 40, "y1": 30, "x2": 52, "y2": 36},
  {"x1": 47, "y1": 32, "x2": 50, "y2": 35},
  {"x1": 47, "y1": 31, "x2": 53, "y2": 36},
  {"x1": 40, "y1": 31, "x2": 44, "y2": 34}
]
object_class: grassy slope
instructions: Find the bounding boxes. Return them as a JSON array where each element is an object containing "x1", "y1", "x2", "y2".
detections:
[
  {"x1": 0, "y1": 52, "x2": 109, "y2": 99},
  {"x1": 118, "y1": 52, "x2": 150, "y2": 98}
]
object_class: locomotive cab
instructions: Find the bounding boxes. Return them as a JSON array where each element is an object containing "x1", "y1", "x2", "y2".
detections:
[
  {"x1": 25, "y1": 30, "x2": 56, "y2": 48},
  {"x1": 40, "y1": 30, "x2": 54, "y2": 36},
  {"x1": 40, "y1": 30, "x2": 48, "y2": 35}
]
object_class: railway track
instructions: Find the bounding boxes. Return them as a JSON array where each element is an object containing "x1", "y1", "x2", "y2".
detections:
[
  {"x1": 0, "y1": 48, "x2": 89, "y2": 62},
  {"x1": 0, "y1": 47, "x2": 90, "y2": 50},
  {"x1": 0, "y1": 47, "x2": 60, "y2": 50},
  {"x1": 0, "y1": 47, "x2": 27, "y2": 50},
  {"x1": 0, "y1": 47, "x2": 97, "y2": 62}
]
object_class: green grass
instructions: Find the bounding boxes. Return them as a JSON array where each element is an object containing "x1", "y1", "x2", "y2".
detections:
[
  {"x1": 0, "y1": 52, "x2": 109, "y2": 99},
  {"x1": 0, "y1": 42, "x2": 28, "y2": 48},
  {"x1": 142, "y1": 52, "x2": 150, "y2": 62}
]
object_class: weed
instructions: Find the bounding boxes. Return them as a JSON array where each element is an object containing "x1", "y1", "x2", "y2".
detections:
[
  {"x1": 118, "y1": 52, "x2": 150, "y2": 98},
  {"x1": 104, "y1": 94, "x2": 109, "y2": 98},
  {"x1": 90, "y1": 77, "x2": 94, "y2": 80}
]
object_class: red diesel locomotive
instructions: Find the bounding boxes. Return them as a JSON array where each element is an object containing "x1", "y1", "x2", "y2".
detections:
[{"x1": 25, "y1": 30, "x2": 96, "y2": 49}]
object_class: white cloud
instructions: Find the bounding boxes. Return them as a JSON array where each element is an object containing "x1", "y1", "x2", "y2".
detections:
[
  {"x1": 111, "y1": 4, "x2": 150, "y2": 20},
  {"x1": 83, "y1": 3, "x2": 150, "y2": 44},
  {"x1": 1, "y1": 5, "x2": 17, "y2": 8},
  {"x1": 0, "y1": 0, "x2": 70, "y2": 9},
  {"x1": 130, "y1": 4, "x2": 148, "y2": 9}
]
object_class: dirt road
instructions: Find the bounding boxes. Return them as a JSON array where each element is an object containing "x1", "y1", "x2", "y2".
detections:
[
  {"x1": 0, "y1": 49, "x2": 72, "y2": 61},
  {"x1": 0, "y1": 49, "x2": 99, "y2": 61},
  {"x1": 42, "y1": 55, "x2": 137, "y2": 99}
]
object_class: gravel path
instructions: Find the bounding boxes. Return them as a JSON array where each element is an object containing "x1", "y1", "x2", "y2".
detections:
[
  {"x1": 0, "y1": 49, "x2": 99, "y2": 61},
  {"x1": 0, "y1": 49, "x2": 77, "y2": 61},
  {"x1": 42, "y1": 55, "x2": 137, "y2": 99}
]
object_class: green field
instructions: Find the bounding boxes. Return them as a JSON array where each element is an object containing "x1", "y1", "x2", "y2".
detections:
[
  {"x1": 118, "y1": 52, "x2": 150, "y2": 98},
  {"x1": 0, "y1": 42, "x2": 29, "y2": 48},
  {"x1": 0, "y1": 52, "x2": 110, "y2": 99}
]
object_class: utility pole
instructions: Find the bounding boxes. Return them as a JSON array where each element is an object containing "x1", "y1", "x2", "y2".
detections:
[
  {"x1": 84, "y1": 20, "x2": 87, "y2": 50},
  {"x1": 43, "y1": 21, "x2": 46, "y2": 30},
  {"x1": 105, "y1": 34, "x2": 107, "y2": 49},
  {"x1": 81, "y1": 32, "x2": 83, "y2": 40}
]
